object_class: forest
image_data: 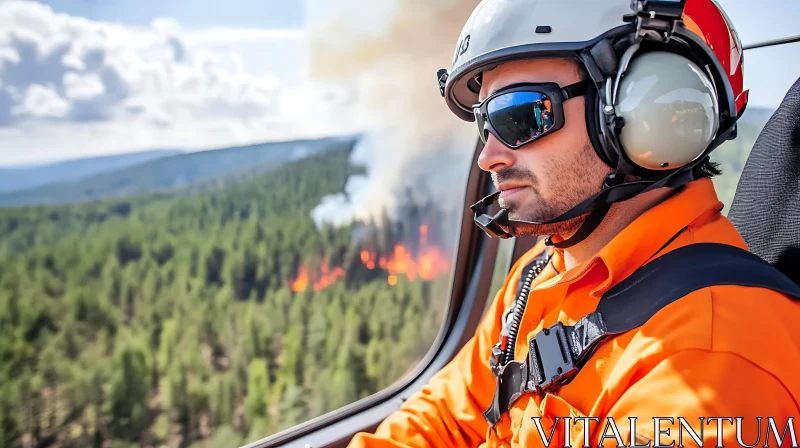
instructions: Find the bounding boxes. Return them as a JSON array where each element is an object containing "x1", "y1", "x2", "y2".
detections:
[{"x1": 0, "y1": 141, "x2": 455, "y2": 448}]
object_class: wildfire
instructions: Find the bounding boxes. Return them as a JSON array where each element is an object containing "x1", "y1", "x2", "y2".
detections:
[
  {"x1": 313, "y1": 259, "x2": 346, "y2": 291},
  {"x1": 364, "y1": 243, "x2": 450, "y2": 283},
  {"x1": 291, "y1": 224, "x2": 450, "y2": 292},
  {"x1": 361, "y1": 250, "x2": 376, "y2": 270},
  {"x1": 291, "y1": 259, "x2": 346, "y2": 292},
  {"x1": 291, "y1": 266, "x2": 310, "y2": 292}
]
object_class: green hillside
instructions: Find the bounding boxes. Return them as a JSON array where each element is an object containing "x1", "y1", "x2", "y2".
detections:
[
  {"x1": 0, "y1": 145, "x2": 450, "y2": 447},
  {"x1": 0, "y1": 150, "x2": 184, "y2": 195},
  {"x1": 0, "y1": 136, "x2": 357, "y2": 208}
]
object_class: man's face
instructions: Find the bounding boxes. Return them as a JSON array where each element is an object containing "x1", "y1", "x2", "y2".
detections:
[{"x1": 477, "y1": 58, "x2": 612, "y2": 237}]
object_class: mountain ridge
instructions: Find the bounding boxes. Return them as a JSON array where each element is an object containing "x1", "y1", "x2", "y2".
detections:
[
  {"x1": 0, "y1": 136, "x2": 359, "y2": 208},
  {"x1": 0, "y1": 150, "x2": 185, "y2": 194}
]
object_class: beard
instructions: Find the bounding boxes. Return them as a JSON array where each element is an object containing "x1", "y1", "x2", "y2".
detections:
[{"x1": 492, "y1": 141, "x2": 610, "y2": 238}]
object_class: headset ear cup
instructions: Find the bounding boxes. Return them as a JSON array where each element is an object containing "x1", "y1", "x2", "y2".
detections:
[
  {"x1": 584, "y1": 83, "x2": 617, "y2": 168},
  {"x1": 614, "y1": 51, "x2": 720, "y2": 172}
]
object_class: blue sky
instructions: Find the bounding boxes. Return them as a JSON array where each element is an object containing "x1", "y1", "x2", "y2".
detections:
[
  {"x1": 36, "y1": 0, "x2": 304, "y2": 29},
  {"x1": 717, "y1": 0, "x2": 798, "y2": 46},
  {"x1": 29, "y1": 1, "x2": 309, "y2": 83}
]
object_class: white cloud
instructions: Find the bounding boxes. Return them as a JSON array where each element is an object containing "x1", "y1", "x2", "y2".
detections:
[
  {"x1": 0, "y1": 0, "x2": 349, "y2": 165},
  {"x1": 151, "y1": 17, "x2": 182, "y2": 36},
  {"x1": 13, "y1": 83, "x2": 68, "y2": 118},
  {"x1": 63, "y1": 71, "x2": 104, "y2": 100},
  {"x1": 184, "y1": 27, "x2": 305, "y2": 45}
]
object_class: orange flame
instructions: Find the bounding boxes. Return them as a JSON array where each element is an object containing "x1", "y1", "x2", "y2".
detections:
[
  {"x1": 313, "y1": 259, "x2": 346, "y2": 291},
  {"x1": 417, "y1": 246, "x2": 450, "y2": 281},
  {"x1": 355, "y1": 225, "x2": 450, "y2": 286},
  {"x1": 291, "y1": 266, "x2": 310, "y2": 292},
  {"x1": 291, "y1": 259, "x2": 346, "y2": 292},
  {"x1": 361, "y1": 250, "x2": 376, "y2": 270},
  {"x1": 291, "y1": 225, "x2": 450, "y2": 291}
]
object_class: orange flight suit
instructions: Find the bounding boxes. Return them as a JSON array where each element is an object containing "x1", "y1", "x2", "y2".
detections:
[{"x1": 348, "y1": 178, "x2": 800, "y2": 447}]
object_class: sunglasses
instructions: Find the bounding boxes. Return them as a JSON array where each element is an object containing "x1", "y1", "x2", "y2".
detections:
[{"x1": 473, "y1": 81, "x2": 589, "y2": 149}]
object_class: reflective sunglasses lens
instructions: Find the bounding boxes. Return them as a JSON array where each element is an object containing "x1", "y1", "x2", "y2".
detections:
[{"x1": 486, "y1": 91, "x2": 555, "y2": 147}]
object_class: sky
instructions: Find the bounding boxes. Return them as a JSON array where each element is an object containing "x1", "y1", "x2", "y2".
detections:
[
  {"x1": 33, "y1": 0, "x2": 309, "y2": 79},
  {"x1": 35, "y1": 0, "x2": 304, "y2": 28},
  {"x1": 0, "y1": 0, "x2": 798, "y2": 167}
]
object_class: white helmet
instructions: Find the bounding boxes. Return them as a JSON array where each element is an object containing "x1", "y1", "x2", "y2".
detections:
[{"x1": 443, "y1": 0, "x2": 748, "y2": 244}]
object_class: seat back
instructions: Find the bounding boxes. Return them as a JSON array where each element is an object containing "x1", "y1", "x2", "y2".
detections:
[{"x1": 729, "y1": 77, "x2": 800, "y2": 285}]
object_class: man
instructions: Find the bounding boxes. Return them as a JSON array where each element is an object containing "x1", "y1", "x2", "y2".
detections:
[
  {"x1": 540, "y1": 104, "x2": 553, "y2": 132},
  {"x1": 349, "y1": 0, "x2": 800, "y2": 446},
  {"x1": 533, "y1": 99, "x2": 544, "y2": 134}
]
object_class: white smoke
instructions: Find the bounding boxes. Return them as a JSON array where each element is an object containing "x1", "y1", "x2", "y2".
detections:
[{"x1": 306, "y1": 0, "x2": 482, "y2": 228}]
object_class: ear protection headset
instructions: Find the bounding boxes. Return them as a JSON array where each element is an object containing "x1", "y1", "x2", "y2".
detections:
[{"x1": 582, "y1": 38, "x2": 727, "y2": 178}]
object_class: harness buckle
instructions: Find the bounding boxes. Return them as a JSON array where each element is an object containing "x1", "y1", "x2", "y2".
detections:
[
  {"x1": 489, "y1": 343, "x2": 504, "y2": 377},
  {"x1": 527, "y1": 322, "x2": 578, "y2": 394}
]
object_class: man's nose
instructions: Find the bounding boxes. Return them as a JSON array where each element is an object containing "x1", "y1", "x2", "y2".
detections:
[{"x1": 477, "y1": 134, "x2": 515, "y2": 172}]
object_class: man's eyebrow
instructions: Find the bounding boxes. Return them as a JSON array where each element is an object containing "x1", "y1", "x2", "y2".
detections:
[{"x1": 479, "y1": 82, "x2": 509, "y2": 102}]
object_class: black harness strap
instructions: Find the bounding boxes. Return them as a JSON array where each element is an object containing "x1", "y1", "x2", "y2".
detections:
[{"x1": 484, "y1": 243, "x2": 800, "y2": 427}]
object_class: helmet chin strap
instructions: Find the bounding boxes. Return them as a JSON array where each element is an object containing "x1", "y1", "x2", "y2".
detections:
[{"x1": 470, "y1": 161, "x2": 701, "y2": 248}]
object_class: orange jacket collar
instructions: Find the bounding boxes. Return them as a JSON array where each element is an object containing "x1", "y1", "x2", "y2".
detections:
[{"x1": 546, "y1": 178, "x2": 727, "y2": 297}]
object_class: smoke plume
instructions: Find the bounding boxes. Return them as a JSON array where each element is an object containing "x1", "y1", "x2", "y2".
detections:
[{"x1": 305, "y1": 0, "x2": 482, "y2": 229}]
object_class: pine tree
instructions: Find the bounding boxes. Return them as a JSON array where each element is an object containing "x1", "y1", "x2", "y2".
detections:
[
  {"x1": 105, "y1": 336, "x2": 151, "y2": 441},
  {"x1": 244, "y1": 359, "x2": 271, "y2": 428}
]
